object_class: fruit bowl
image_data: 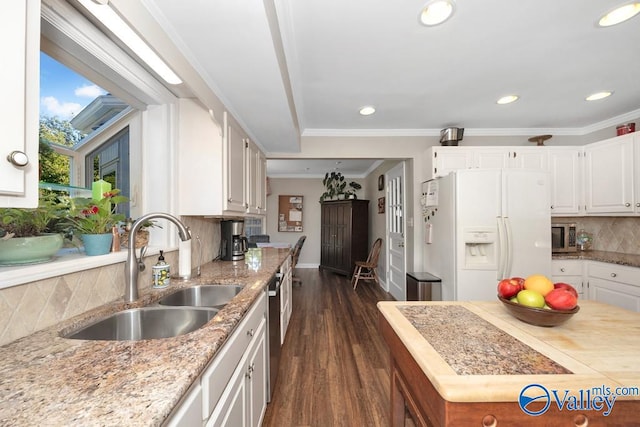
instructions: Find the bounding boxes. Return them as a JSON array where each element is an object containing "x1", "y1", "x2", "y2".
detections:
[{"x1": 498, "y1": 296, "x2": 580, "y2": 327}]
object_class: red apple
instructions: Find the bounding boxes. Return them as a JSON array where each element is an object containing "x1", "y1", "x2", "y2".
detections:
[
  {"x1": 545, "y1": 288, "x2": 578, "y2": 310},
  {"x1": 497, "y1": 277, "x2": 524, "y2": 299},
  {"x1": 553, "y1": 282, "x2": 579, "y2": 299}
]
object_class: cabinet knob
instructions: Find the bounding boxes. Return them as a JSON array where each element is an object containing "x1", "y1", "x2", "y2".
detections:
[
  {"x1": 6, "y1": 150, "x2": 29, "y2": 167},
  {"x1": 247, "y1": 328, "x2": 254, "y2": 337},
  {"x1": 550, "y1": 205, "x2": 554, "y2": 209},
  {"x1": 636, "y1": 203, "x2": 640, "y2": 207},
  {"x1": 560, "y1": 268, "x2": 565, "y2": 272},
  {"x1": 625, "y1": 203, "x2": 631, "y2": 207},
  {"x1": 611, "y1": 273, "x2": 617, "y2": 278}
]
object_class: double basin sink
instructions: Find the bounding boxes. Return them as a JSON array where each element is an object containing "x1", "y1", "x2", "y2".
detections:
[{"x1": 64, "y1": 285, "x2": 243, "y2": 341}]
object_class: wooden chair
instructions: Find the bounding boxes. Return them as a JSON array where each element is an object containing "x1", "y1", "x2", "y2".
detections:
[
  {"x1": 351, "y1": 238, "x2": 383, "y2": 290},
  {"x1": 291, "y1": 235, "x2": 306, "y2": 286}
]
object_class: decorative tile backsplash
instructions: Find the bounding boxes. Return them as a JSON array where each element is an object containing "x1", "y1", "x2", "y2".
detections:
[
  {"x1": 558, "y1": 217, "x2": 640, "y2": 254},
  {"x1": 0, "y1": 216, "x2": 220, "y2": 347}
]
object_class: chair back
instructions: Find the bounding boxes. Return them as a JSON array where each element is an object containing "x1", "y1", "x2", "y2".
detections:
[
  {"x1": 292, "y1": 235, "x2": 307, "y2": 268},
  {"x1": 367, "y1": 238, "x2": 383, "y2": 267}
]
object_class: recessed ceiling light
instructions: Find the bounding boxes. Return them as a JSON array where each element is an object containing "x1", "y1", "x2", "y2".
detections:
[
  {"x1": 420, "y1": 0, "x2": 455, "y2": 26},
  {"x1": 586, "y1": 91, "x2": 613, "y2": 101},
  {"x1": 359, "y1": 106, "x2": 376, "y2": 116},
  {"x1": 497, "y1": 95, "x2": 519, "y2": 105},
  {"x1": 598, "y1": 2, "x2": 640, "y2": 27}
]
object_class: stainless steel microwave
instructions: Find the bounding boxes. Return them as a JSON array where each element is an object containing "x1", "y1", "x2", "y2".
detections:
[{"x1": 551, "y1": 223, "x2": 577, "y2": 253}]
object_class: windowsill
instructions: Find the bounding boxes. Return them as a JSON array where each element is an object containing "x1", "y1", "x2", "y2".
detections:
[{"x1": 0, "y1": 246, "x2": 172, "y2": 290}]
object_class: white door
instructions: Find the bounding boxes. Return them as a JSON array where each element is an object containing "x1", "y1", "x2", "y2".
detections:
[{"x1": 386, "y1": 163, "x2": 406, "y2": 300}]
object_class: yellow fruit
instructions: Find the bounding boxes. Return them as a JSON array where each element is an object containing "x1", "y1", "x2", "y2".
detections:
[{"x1": 524, "y1": 274, "x2": 554, "y2": 296}]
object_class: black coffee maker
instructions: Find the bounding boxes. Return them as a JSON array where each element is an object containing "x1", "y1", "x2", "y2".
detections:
[{"x1": 220, "y1": 220, "x2": 248, "y2": 261}]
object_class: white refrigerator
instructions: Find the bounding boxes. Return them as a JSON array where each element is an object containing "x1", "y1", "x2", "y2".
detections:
[{"x1": 423, "y1": 169, "x2": 551, "y2": 301}]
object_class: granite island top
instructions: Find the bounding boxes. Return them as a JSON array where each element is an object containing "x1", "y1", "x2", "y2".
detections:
[
  {"x1": 377, "y1": 300, "x2": 640, "y2": 403},
  {"x1": 0, "y1": 247, "x2": 291, "y2": 426},
  {"x1": 553, "y1": 250, "x2": 640, "y2": 268}
]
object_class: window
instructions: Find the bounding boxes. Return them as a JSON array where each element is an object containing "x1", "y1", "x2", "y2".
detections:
[{"x1": 39, "y1": 51, "x2": 131, "y2": 204}]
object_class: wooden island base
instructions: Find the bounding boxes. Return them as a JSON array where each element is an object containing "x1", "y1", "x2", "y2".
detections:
[{"x1": 378, "y1": 302, "x2": 640, "y2": 426}]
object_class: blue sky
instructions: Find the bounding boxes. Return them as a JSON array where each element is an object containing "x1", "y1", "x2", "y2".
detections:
[{"x1": 39, "y1": 52, "x2": 107, "y2": 120}]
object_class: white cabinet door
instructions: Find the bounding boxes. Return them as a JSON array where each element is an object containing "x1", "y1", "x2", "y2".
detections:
[
  {"x1": 584, "y1": 135, "x2": 634, "y2": 214},
  {"x1": 247, "y1": 321, "x2": 268, "y2": 427},
  {"x1": 224, "y1": 112, "x2": 248, "y2": 213},
  {"x1": 587, "y1": 262, "x2": 640, "y2": 312},
  {"x1": 548, "y1": 148, "x2": 583, "y2": 215},
  {"x1": 474, "y1": 148, "x2": 510, "y2": 169},
  {"x1": 551, "y1": 259, "x2": 584, "y2": 296},
  {"x1": 245, "y1": 140, "x2": 266, "y2": 215},
  {"x1": 425, "y1": 147, "x2": 473, "y2": 179},
  {"x1": 510, "y1": 148, "x2": 547, "y2": 170},
  {"x1": 165, "y1": 383, "x2": 203, "y2": 427},
  {"x1": 0, "y1": 0, "x2": 40, "y2": 208}
]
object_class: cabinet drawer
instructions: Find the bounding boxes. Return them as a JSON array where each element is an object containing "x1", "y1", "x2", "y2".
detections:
[
  {"x1": 551, "y1": 260, "x2": 582, "y2": 276},
  {"x1": 588, "y1": 262, "x2": 640, "y2": 285},
  {"x1": 165, "y1": 382, "x2": 202, "y2": 427},
  {"x1": 202, "y1": 292, "x2": 267, "y2": 419}
]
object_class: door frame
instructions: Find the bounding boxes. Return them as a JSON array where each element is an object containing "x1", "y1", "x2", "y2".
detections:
[{"x1": 385, "y1": 162, "x2": 407, "y2": 300}]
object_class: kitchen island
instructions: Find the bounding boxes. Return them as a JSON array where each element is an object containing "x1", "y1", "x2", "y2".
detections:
[
  {"x1": 378, "y1": 300, "x2": 640, "y2": 426},
  {"x1": 0, "y1": 247, "x2": 290, "y2": 426}
]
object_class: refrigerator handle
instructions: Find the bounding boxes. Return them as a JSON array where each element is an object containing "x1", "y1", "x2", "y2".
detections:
[
  {"x1": 496, "y1": 217, "x2": 506, "y2": 280},
  {"x1": 504, "y1": 217, "x2": 514, "y2": 278}
]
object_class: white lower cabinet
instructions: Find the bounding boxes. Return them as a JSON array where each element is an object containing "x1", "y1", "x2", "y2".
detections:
[
  {"x1": 165, "y1": 291, "x2": 268, "y2": 427},
  {"x1": 551, "y1": 260, "x2": 585, "y2": 296},
  {"x1": 587, "y1": 262, "x2": 640, "y2": 312}
]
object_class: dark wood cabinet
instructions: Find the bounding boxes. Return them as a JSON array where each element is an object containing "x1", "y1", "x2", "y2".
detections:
[{"x1": 320, "y1": 200, "x2": 369, "y2": 277}]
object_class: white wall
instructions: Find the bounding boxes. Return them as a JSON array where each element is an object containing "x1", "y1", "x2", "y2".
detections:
[{"x1": 265, "y1": 177, "x2": 367, "y2": 267}]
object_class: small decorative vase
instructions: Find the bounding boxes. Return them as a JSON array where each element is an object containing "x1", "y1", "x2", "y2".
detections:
[
  {"x1": 81, "y1": 233, "x2": 113, "y2": 256},
  {"x1": 0, "y1": 233, "x2": 64, "y2": 265}
]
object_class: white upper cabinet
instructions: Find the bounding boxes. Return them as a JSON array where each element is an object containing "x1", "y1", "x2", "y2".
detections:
[
  {"x1": 584, "y1": 134, "x2": 635, "y2": 214},
  {"x1": 246, "y1": 140, "x2": 266, "y2": 215},
  {"x1": 425, "y1": 146, "x2": 547, "y2": 180},
  {"x1": 0, "y1": 1, "x2": 40, "y2": 207},
  {"x1": 547, "y1": 147, "x2": 583, "y2": 216},
  {"x1": 224, "y1": 113, "x2": 248, "y2": 213}
]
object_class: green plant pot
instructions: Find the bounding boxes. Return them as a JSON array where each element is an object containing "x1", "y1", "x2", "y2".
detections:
[
  {"x1": 0, "y1": 233, "x2": 64, "y2": 265},
  {"x1": 81, "y1": 233, "x2": 113, "y2": 256}
]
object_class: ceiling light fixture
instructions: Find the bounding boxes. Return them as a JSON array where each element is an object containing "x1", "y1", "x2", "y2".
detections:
[
  {"x1": 586, "y1": 91, "x2": 613, "y2": 101},
  {"x1": 77, "y1": 0, "x2": 183, "y2": 85},
  {"x1": 419, "y1": 0, "x2": 455, "y2": 26},
  {"x1": 497, "y1": 95, "x2": 519, "y2": 105},
  {"x1": 359, "y1": 106, "x2": 376, "y2": 116},
  {"x1": 597, "y1": 2, "x2": 640, "y2": 27}
]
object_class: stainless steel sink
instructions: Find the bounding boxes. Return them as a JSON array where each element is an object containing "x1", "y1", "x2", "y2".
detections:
[
  {"x1": 158, "y1": 285, "x2": 243, "y2": 308},
  {"x1": 64, "y1": 306, "x2": 218, "y2": 341}
]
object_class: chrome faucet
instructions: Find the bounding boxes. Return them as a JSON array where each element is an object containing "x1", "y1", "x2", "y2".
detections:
[{"x1": 124, "y1": 212, "x2": 191, "y2": 302}]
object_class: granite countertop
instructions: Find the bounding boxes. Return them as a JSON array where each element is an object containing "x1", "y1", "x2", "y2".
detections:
[
  {"x1": 0, "y1": 247, "x2": 291, "y2": 426},
  {"x1": 553, "y1": 250, "x2": 640, "y2": 268},
  {"x1": 377, "y1": 300, "x2": 640, "y2": 403}
]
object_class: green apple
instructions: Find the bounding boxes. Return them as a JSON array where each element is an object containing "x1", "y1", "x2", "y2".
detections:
[
  {"x1": 516, "y1": 289, "x2": 545, "y2": 308},
  {"x1": 510, "y1": 296, "x2": 518, "y2": 303}
]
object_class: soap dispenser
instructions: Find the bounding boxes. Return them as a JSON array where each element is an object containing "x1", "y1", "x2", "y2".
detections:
[{"x1": 152, "y1": 250, "x2": 171, "y2": 288}]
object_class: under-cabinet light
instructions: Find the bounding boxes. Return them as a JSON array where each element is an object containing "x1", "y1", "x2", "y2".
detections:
[{"x1": 77, "y1": 0, "x2": 182, "y2": 85}]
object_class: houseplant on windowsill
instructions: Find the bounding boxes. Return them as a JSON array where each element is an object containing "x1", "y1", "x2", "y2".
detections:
[
  {"x1": 65, "y1": 189, "x2": 127, "y2": 256},
  {"x1": 0, "y1": 191, "x2": 68, "y2": 265},
  {"x1": 120, "y1": 217, "x2": 161, "y2": 248}
]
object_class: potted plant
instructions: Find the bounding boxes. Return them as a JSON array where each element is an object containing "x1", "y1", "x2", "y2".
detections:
[
  {"x1": 65, "y1": 189, "x2": 128, "y2": 256},
  {"x1": 120, "y1": 217, "x2": 161, "y2": 248},
  {"x1": 320, "y1": 172, "x2": 362, "y2": 202},
  {"x1": 0, "y1": 191, "x2": 67, "y2": 265}
]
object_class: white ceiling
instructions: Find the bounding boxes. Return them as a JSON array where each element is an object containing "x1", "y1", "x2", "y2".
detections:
[{"x1": 144, "y1": 0, "x2": 640, "y2": 175}]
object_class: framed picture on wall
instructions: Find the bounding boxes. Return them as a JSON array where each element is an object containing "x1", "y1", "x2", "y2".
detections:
[
  {"x1": 378, "y1": 197, "x2": 385, "y2": 214},
  {"x1": 378, "y1": 174, "x2": 385, "y2": 191}
]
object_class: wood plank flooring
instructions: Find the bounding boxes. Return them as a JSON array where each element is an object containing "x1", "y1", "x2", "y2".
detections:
[{"x1": 263, "y1": 268, "x2": 396, "y2": 427}]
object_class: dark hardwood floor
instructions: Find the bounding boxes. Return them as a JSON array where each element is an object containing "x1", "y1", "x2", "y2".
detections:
[{"x1": 263, "y1": 268, "x2": 396, "y2": 427}]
